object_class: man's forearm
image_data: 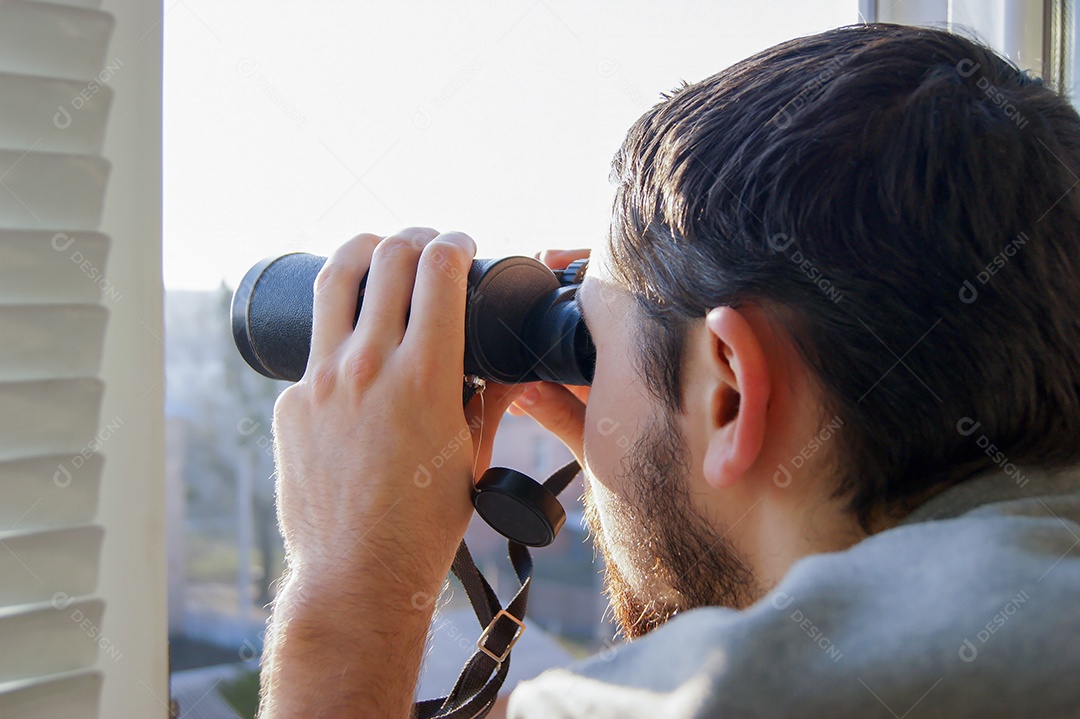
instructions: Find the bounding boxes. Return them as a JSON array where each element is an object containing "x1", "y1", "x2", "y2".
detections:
[
  {"x1": 258, "y1": 562, "x2": 441, "y2": 719},
  {"x1": 257, "y1": 230, "x2": 503, "y2": 718}
]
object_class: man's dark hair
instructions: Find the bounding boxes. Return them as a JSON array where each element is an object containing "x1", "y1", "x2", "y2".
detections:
[{"x1": 608, "y1": 23, "x2": 1080, "y2": 529}]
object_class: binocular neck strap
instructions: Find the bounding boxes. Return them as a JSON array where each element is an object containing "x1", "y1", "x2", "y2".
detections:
[{"x1": 412, "y1": 459, "x2": 581, "y2": 719}]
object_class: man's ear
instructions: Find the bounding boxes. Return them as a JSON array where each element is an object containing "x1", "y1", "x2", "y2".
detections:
[{"x1": 701, "y1": 306, "x2": 771, "y2": 489}]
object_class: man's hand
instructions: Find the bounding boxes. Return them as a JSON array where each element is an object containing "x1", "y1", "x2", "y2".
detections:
[{"x1": 260, "y1": 228, "x2": 521, "y2": 719}]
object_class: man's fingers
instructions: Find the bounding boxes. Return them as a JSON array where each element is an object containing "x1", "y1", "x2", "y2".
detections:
[
  {"x1": 537, "y1": 249, "x2": 590, "y2": 270},
  {"x1": 353, "y1": 227, "x2": 438, "y2": 348},
  {"x1": 309, "y1": 233, "x2": 381, "y2": 367},
  {"x1": 404, "y1": 231, "x2": 476, "y2": 378},
  {"x1": 512, "y1": 382, "x2": 586, "y2": 464}
]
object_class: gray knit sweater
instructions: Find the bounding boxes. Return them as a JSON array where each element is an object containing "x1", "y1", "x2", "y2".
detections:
[{"x1": 509, "y1": 466, "x2": 1080, "y2": 718}]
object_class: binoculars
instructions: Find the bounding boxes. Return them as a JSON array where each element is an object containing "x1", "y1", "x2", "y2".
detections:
[{"x1": 231, "y1": 253, "x2": 595, "y2": 387}]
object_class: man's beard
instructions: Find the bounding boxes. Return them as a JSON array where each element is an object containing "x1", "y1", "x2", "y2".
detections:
[{"x1": 583, "y1": 408, "x2": 762, "y2": 640}]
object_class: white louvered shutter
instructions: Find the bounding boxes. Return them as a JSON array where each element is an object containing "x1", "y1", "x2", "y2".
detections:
[{"x1": 0, "y1": 1, "x2": 117, "y2": 716}]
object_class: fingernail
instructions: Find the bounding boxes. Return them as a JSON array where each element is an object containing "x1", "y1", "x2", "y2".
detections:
[{"x1": 518, "y1": 385, "x2": 539, "y2": 406}]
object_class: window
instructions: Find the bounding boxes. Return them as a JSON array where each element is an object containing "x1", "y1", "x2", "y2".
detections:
[
  {"x1": 165, "y1": 1, "x2": 860, "y2": 714},
  {"x1": 1045, "y1": 0, "x2": 1080, "y2": 102}
]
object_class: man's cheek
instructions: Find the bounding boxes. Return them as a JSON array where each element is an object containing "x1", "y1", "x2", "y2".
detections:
[{"x1": 584, "y1": 411, "x2": 632, "y2": 486}]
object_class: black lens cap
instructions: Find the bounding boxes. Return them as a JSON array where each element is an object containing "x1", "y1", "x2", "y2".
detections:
[{"x1": 473, "y1": 467, "x2": 566, "y2": 547}]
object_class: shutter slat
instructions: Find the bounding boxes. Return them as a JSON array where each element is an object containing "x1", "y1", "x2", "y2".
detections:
[
  {"x1": 0, "y1": 598, "x2": 107, "y2": 682},
  {"x1": 0, "y1": 231, "x2": 110, "y2": 304},
  {"x1": 0, "y1": 151, "x2": 110, "y2": 230},
  {"x1": 0, "y1": 305, "x2": 108, "y2": 381},
  {"x1": 0, "y1": 2, "x2": 114, "y2": 82},
  {"x1": 0, "y1": 670, "x2": 102, "y2": 719},
  {"x1": 0, "y1": 454, "x2": 102, "y2": 531},
  {"x1": 0, "y1": 379, "x2": 104, "y2": 462},
  {"x1": 0, "y1": 72, "x2": 112, "y2": 155},
  {"x1": 0, "y1": 525, "x2": 103, "y2": 606}
]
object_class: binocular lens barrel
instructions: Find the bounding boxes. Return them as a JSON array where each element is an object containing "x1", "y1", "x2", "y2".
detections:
[{"x1": 232, "y1": 253, "x2": 595, "y2": 386}]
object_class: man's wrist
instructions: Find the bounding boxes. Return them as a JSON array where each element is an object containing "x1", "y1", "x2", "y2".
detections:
[
  {"x1": 275, "y1": 555, "x2": 445, "y2": 628},
  {"x1": 260, "y1": 564, "x2": 445, "y2": 719}
]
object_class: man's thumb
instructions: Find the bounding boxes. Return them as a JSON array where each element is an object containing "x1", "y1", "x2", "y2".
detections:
[{"x1": 512, "y1": 382, "x2": 586, "y2": 464}]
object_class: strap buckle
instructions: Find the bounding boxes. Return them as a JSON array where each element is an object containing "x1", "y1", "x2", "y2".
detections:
[{"x1": 476, "y1": 609, "x2": 525, "y2": 665}]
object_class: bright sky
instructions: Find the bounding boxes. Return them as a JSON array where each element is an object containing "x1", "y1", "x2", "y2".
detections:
[{"x1": 163, "y1": 1, "x2": 858, "y2": 290}]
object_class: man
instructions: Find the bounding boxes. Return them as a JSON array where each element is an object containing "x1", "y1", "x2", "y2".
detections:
[{"x1": 259, "y1": 23, "x2": 1080, "y2": 718}]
